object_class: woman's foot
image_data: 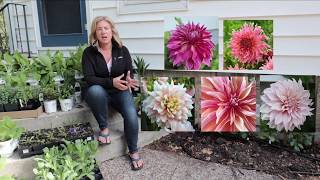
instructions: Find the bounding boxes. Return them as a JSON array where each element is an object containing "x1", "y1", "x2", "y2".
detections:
[
  {"x1": 98, "y1": 128, "x2": 111, "y2": 144},
  {"x1": 128, "y1": 152, "x2": 144, "y2": 170}
]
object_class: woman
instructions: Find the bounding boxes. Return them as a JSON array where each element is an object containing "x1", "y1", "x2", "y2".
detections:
[{"x1": 82, "y1": 16, "x2": 143, "y2": 170}]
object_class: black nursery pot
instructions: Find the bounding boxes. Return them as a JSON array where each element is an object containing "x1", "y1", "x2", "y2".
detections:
[
  {"x1": 4, "y1": 103, "x2": 20, "y2": 112},
  {"x1": 0, "y1": 104, "x2": 4, "y2": 112},
  {"x1": 20, "y1": 99, "x2": 41, "y2": 111}
]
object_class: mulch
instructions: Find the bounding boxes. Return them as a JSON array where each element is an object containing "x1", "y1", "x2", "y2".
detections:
[{"x1": 145, "y1": 132, "x2": 320, "y2": 179}]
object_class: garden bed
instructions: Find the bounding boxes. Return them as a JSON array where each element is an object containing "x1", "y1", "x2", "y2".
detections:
[
  {"x1": 146, "y1": 132, "x2": 320, "y2": 179},
  {"x1": 18, "y1": 122, "x2": 94, "y2": 158}
]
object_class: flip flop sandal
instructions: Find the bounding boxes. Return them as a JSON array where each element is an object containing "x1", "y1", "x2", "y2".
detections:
[
  {"x1": 128, "y1": 154, "x2": 144, "y2": 171},
  {"x1": 98, "y1": 133, "x2": 111, "y2": 145}
]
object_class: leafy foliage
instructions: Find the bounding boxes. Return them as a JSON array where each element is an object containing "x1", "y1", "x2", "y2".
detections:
[
  {"x1": 288, "y1": 133, "x2": 313, "y2": 152},
  {"x1": 42, "y1": 84, "x2": 59, "y2": 101},
  {"x1": 33, "y1": 140, "x2": 98, "y2": 180},
  {"x1": 133, "y1": 56, "x2": 149, "y2": 77},
  {"x1": 0, "y1": 116, "x2": 25, "y2": 142},
  {"x1": 67, "y1": 44, "x2": 86, "y2": 73},
  {"x1": 59, "y1": 84, "x2": 74, "y2": 99}
]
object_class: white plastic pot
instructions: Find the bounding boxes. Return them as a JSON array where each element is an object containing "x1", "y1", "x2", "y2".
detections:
[
  {"x1": 59, "y1": 98, "x2": 73, "y2": 112},
  {"x1": 44, "y1": 100, "x2": 57, "y2": 113},
  {"x1": 0, "y1": 139, "x2": 19, "y2": 157}
]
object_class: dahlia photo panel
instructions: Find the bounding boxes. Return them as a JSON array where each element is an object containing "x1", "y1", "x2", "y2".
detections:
[
  {"x1": 201, "y1": 76, "x2": 257, "y2": 132},
  {"x1": 224, "y1": 20, "x2": 273, "y2": 70},
  {"x1": 164, "y1": 16, "x2": 219, "y2": 70},
  {"x1": 140, "y1": 77, "x2": 195, "y2": 132},
  {"x1": 259, "y1": 75, "x2": 315, "y2": 133}
]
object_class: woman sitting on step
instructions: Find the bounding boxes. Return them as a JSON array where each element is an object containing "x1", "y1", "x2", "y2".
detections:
[{"x1": 82, "y1": 16, "x2": 143, "y2": 170}]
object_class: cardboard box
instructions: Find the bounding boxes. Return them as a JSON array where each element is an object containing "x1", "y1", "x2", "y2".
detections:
[{"x1": 0, "y1": 106, "x2": 43, "y2": 119}]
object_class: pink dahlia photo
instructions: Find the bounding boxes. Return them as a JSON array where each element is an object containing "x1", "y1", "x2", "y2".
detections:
[
  {"x1": 201, "y1": 76, "x2": 256, "y2": 132},
  {"x1": 167, "y1": 22, "x2": 215, "y2": 70},
  {"x1": 260, "y1": 58, "x2": 273, "y2": 70},
  {"x1": 230, "y1": 23, "x2": 269, "y2": 64},
  {"x1": 260, "y1": 79, "x2": 313, "y2": 132}
]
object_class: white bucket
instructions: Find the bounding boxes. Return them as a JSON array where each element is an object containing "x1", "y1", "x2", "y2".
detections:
[
  {"x1": 59, "y1": 98, "x2": 73, "y2": 112},
  {"x1": 44, "y1": 100, "x2": 57, "y2": 113},
  {"x1": 0, "y1": 139, "x2": 18, "y2": 157}
]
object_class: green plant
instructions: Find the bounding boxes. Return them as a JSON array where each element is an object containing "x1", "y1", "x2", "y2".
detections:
[
  {"x1": 59, "y1": 84, "x2": 74, "y2": 99},
  {"x1": 133, "y1": 56, "x2": 149, "y2": 77},
  {"x1": 288, "y1": 132, "x2": 313, "y2": 152},
  {"x1": 52, "y1": 51, "x2": 66, "y2": 76},
  {"x1": 0, "y1": 86, "x2": 9, "y2": 104},
  {"x1": 34, "y1": 52, "x2": 55, "y2": 86},
  {"x1": 15, "y1": 86, "x2": 33, "y2": 106},
  {"x1": 33, "y1": 140, "x2": 98, "y2": 180},
  {"x1": 7, "y1": 86, "x2": 18, "y2": 104},
  {"x1": 257, "y1": 119, "x2": 279, "y2": 144},
  {"x1": 0, "y1": 116, "x2": 25, "y2": 142},
  {"x1": 42, "y1": 85, "x2": 59, "y2": 101},
  {"x1": 67, "y1": 44, "x2": 86, "y2": 73}
]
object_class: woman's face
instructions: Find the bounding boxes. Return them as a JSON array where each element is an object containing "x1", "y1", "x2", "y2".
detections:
[{"x1": 96, "y1": 20, "x2": 112, "y2": 45}]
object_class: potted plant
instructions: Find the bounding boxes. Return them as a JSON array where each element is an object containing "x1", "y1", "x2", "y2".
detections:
[
  {"x1": 3, "y1": 86, "x2": 19, "y2": 112},
  {"x1": 59, "y1": 84, "x2": 74, "y2": 112},
  {"x1": 16, "y1": 85, "x2": 34, "y2": 111},
  {"x1": 133, "y1": 56, "x2": 149, "y2": 94},
  {"x1": 0, "y1": 86, "x2": 8, "y2": 112},
  {"x1": 0, "y1": 116, "x2": 24, "y2": 157},
  {"x1": 67, "y1": 44, "x2": 86, "y2": 78},
  {"x1": 42, "y1": 85, "x2": 59, "y2": 113},
  {"x1": 17, "y1": 86, "x2": 41, "y2": 111}
]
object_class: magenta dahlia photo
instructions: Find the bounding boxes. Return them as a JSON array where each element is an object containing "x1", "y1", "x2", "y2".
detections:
[
  {"x1": 201, "y1": 76, "x2": 256, "y2": 132},
  {"x1": 167, "y1": 22, "x2": 215, "y2": 70},
  {"x1": 230, "y1": 23, "x2": 269, "y2": 64}
]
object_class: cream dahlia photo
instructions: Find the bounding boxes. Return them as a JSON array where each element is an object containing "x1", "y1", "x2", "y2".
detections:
[{"x1": 141, "y1": 77, "x2": 195, "y2": 132}]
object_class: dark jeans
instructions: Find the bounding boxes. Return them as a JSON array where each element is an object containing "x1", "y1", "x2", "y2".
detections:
[{"x1": 85, "y1": 85, "x2": 139, "y2": 153}]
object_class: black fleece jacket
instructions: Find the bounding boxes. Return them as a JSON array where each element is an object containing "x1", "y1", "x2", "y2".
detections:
[{"x1": 82, "y1": 43, "x2": 134, "y2": 93}]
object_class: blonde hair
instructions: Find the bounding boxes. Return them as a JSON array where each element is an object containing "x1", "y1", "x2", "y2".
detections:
[{"x1": 89, "y1": 16, "x2": 122, "y2": 47}]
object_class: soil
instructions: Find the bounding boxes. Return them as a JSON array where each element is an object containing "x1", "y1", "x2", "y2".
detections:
[{"x1": 146, "y1": 132, "x2": 320, "y2": 179}]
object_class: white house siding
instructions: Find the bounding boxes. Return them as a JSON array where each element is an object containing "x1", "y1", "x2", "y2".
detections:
[
  {"x1": 85, "y1": 0, "x2": 320, "y2": 75},
  {"x1": 3, "y1": 0, "x2": 320, "y2": 74}
]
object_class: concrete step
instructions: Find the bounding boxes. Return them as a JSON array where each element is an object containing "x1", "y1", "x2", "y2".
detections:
[{"x1": 13, "y1": 103, "x2": 123, "y2": 131}]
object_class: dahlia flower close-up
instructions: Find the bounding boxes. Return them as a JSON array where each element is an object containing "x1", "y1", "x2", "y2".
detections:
[
  {"x1": 201, "y1": 76, "x2": 256, "y2": 132},
  {"x1": 230, "y1": 23, "x2": 269, "y2": 64},
  {"x1": 260, "y1": 79, "x2": 313, "y2": 132},
  {"x1": 142, "y1": 81, "x2": 194, "y2": 131},
  {"x1": 167, "y1": 22, "x2": 215, "y2": 70},
  {"x1": 260, "y1": 58, "x2": 273, "y2": 70}
]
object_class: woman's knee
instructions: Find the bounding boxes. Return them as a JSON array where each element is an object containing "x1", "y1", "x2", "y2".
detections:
[{"x1": 86, "y1": 85, "x2": 107, "y2": 100}]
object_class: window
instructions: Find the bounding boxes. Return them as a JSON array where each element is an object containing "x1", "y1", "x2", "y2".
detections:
[{"x1": 37, "y1": 0, "x2": 87, "y2": 47}]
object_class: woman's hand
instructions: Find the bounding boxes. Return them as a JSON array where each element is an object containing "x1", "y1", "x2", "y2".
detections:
[
  {"x1": 113, "y1": 74, "x2": 128, "y2": 91},
  {"x1": 126, "y1": 71, "x2": 139, "y2": 90}
]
